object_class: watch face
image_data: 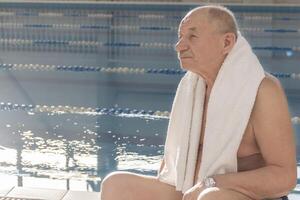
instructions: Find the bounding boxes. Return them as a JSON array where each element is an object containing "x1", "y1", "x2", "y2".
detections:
[{"x1": 204, "y1": 177, "x2": 215, "y2": 187}]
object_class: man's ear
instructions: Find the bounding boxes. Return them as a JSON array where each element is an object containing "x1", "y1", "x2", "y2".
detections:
[{"x1": 222, "y1": 32, "x2": 236, "y2": 55}]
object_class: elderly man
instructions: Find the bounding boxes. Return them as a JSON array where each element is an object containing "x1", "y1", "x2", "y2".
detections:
[{"x1": 100, "y1": 5, "x2": 297, "y2": 200}]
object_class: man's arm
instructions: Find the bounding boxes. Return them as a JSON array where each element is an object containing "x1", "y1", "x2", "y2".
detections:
[{"x1": 213, "y1": 75, "x2": 297, "y2": 199}]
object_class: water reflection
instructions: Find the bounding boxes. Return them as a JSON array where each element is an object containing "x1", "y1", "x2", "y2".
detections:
[{"x1": 0, "y1": 112, "x2": 165, "y2": 192}]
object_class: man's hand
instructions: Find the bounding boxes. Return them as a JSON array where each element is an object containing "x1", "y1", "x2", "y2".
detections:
[{"x1": 182, "y1": 182, "x2": 207, "y2": 200}]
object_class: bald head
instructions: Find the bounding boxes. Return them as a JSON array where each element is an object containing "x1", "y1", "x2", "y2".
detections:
[
  {"x1": 185, "y1": 5, "x2": 238, "y2": 39},
  {"x1": 176, "y1": 5, "x2": 238, "y2": 80}
]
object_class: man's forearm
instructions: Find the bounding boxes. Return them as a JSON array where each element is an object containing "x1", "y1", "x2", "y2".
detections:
[{"x1": 213, "y1": 165, "x2": 296, "y2": 199}]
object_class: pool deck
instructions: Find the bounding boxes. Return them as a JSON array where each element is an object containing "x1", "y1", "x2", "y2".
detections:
[
  {"x1": 289, "y1": 193, "x2": 300, "y2": 200},
  {"x1": 0, "y1": 187, "x2": 100, "y2": 200},
  {"x1": 0, "y1": 186, "x2": 299, "y2": 200}
]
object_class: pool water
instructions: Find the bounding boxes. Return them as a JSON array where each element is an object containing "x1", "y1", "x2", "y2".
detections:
[{"x1": 0, "y1": 110, "x2": 168, "y2": 191}]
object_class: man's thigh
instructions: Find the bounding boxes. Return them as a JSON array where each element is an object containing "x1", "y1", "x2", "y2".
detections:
[
  {"x1": 198, "y1": 187, "x2": 253, "y2": 200},
  {"x1": 101, "y1": 171, "x2": 183, "y2": 200}
]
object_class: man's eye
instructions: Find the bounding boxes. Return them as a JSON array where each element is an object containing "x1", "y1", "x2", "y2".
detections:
[{"x1": 190, "y1": 35, "x2": 197, "y2": 38}]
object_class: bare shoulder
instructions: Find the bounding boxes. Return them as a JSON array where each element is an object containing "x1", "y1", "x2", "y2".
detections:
[
  {"x1": 251, "y1": 72, "x2": 287, "y2": 122},
  {"x1": 252, "y1": 72, "x2": 287, "y2": 115},
  {"x1": 257, "y1": 72, "x2": 284, "y2": 99}
]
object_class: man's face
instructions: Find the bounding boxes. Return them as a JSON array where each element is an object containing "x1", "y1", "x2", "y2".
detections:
[{"x1": 175, "y1": 13, "x2": 225, "y2": 75}]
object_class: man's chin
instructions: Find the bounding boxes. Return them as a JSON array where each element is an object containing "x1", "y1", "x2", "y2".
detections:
[
  {"x1": 179, "y1": 63, "x2": 190, "y2": 71},
  {"x1": 180, "y1": 59, "x2": 194, "y2": 68},
  {"x1": 179, "y1": 64, "x2": 200, "y2": 75}
]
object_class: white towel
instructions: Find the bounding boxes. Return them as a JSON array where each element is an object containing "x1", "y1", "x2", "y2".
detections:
[{"x1": 157, "y1": 33, "x2": 265, "y2": 193}]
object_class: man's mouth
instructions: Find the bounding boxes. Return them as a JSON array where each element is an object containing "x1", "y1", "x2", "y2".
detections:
[
  {"x1": 179, "y1": 54, "x2": 192, "y2": 59},
  {"x1": 180, "y1": 56, "x2": 192, "y2": 59}
]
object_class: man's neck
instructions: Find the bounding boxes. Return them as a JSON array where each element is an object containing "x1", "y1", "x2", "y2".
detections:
[{"x1": 201, "y1": 55, "x2": 226, "y2": 89}]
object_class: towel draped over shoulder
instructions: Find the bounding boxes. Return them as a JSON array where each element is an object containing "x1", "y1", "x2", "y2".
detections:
[{"x1": 157, "y1": 33, "x2": 265, "y2": 193}]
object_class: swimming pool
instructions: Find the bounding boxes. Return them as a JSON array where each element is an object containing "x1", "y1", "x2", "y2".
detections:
[{"x1": 0, "y1": 1, "x2": 299, "y2": 196}]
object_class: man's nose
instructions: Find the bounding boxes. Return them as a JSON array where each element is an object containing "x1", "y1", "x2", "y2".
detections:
[{"x1": 175, "y1": 38, "x2": 188, "y2": 52}]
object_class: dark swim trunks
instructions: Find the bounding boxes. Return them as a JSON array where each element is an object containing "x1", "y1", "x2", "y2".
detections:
[
  {"x1": 280, "y1": 196, "x2": 289, "y2": 200},
  {"x1": 266, "y1": 196, "x2": 289, "y2": 200}
]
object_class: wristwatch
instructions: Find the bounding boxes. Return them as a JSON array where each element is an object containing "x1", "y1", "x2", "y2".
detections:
[{"x1": 203, "y1": 177, "x2": 216, "y2": 188}]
